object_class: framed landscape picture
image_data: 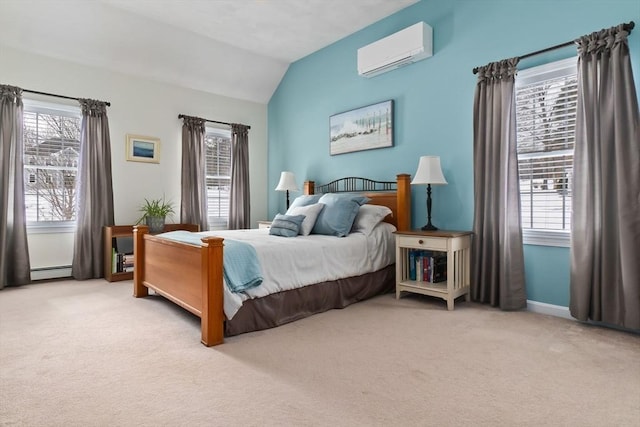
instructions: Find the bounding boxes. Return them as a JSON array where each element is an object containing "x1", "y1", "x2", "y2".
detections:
[
  {"x1": 329, "y1": 100, "x2": 394, "y2": 155},
  {"x1": 126, "y1": 134, "x2": 160, "y2": 163}
]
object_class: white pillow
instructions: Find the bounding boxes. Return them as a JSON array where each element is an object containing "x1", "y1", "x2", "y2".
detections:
[
  {"x1": 286, "y1": 203, "x2": 325, "y2": 236},
  {"x1": 351, "y1": 204, "x2": 393, "y2": 235}
]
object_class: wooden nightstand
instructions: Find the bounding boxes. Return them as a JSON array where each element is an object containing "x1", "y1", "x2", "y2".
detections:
[
  {"x1": 395, "y1": 230, "x2": 472, "y2": 310},
  {"x1": 257, "y1": 221, "x2": 272, "y2": 229}
]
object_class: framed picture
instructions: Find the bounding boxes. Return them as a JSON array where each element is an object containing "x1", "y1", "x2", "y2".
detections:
[
  {"x1": 330, "y1": 100, "x2": 394, "y2": 155},
  {"x1": 126, "y1": 134, "x2": 160, "y2": 164}
]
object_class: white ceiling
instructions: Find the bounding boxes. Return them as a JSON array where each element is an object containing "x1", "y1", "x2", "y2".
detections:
[{"x1": 0, "y1": 0, "x2": 418, "y2": 103}]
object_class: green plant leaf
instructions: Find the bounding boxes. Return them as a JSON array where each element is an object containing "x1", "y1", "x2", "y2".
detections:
[{"x1": 136, "y1": 195, "x2": 175, "y2": 224}]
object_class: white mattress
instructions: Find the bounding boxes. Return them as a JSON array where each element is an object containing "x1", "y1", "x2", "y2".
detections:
[{"x1": 192, "y1": 222, "x2": 397, "y2": 319}]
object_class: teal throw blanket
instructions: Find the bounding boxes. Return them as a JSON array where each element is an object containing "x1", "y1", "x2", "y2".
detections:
[{"x1": 158, "y1": 231, "x2": 263, "y2": 293}]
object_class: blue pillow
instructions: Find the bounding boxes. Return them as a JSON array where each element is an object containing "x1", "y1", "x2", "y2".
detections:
[
  {"x1": 288, "y1": 194, "x2": 322, "y2": 210},
  {"x1": 269, "y1": 213, "x2": 306, "y2": 237},
  {"x1": 311, "y1": 194, "x2": 371, "y2": 237},
  {"x1": 318, "y1": 193, "x2": 370, "y2": 206}
]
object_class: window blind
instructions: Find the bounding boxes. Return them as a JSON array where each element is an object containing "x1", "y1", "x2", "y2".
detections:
[
  {"x1": 516, "y1": 57, "x2": 577, "y2": 234},
  {"x1": 22, "y1": 103, "x2": 81, "y2": 223},
  {"x1": 205, "y1": 128, "x2": 232, "y2": 230}
]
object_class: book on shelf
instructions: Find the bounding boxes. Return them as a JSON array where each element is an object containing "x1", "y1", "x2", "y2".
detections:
[
  {"x1": 408, "y1": 250, "x2": 416, "y2": 280},
  {"x1": 407, "y1": 249, "x2": 447, "y2": 283},
  {"x1": 431, "y1": 253, "x2": 447, "y2": 283},
  {"x1": 422, "y1": 256, "x2": 430, "y2": 283}
]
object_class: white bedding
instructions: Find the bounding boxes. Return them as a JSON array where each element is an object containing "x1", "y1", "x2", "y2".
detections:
[{"x1": 191, "y1": 222, "x2": 397, "y2": 319}]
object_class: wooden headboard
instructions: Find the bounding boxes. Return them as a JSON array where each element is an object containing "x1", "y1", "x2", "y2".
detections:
[{"x1": 303, "y1": 174, "x2": 411, "y2": 231}]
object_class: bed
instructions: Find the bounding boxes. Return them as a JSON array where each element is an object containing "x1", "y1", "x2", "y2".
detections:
[{"x1": 133, "y1": 174, "x2": 411, "y2": 346}]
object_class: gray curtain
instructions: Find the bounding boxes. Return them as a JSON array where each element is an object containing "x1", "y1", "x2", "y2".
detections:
[
  {"x1": 229, "y1": 123, "x2": 250, "y2": 229},
  {"x1": 0, "y1": 85, "x2": 31, "y2": 287},
  {"x1": 471, "y1": 58, "x2": 527, "y2": 310},
  {"x1": 570, "y1": 24, "x2": 640, "y2": 329},
  {"x1": 180, "y1": 116, "x2": 208, "y2": 231},
  {"x1": 72, "y1": 99, "x2": 114, "y2": 280}
]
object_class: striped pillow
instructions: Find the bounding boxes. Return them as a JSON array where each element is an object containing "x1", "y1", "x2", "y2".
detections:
[{"x1": 268, "y1": 213, "x2": 306, "y2": 237}]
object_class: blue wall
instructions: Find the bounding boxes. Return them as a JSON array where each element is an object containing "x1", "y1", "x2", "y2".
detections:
[{"x1": 267, "y1": 0, "x2": 640, "y2": 307}]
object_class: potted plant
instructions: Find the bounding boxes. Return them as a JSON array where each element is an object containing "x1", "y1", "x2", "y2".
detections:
[{"x1": 137, "y1": 196, "x2": 175, "y2": 233}]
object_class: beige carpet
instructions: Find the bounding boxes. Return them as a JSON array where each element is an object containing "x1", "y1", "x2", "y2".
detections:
[{"x1": 0, "y1": 279, "x2": 638, "y2": 427}]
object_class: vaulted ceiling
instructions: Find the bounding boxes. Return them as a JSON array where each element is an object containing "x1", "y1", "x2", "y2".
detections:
[{"x1": 0, "y1": 0, "x2": 418, "y2": 103}]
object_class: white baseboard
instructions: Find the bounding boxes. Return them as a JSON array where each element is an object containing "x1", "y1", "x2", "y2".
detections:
[
  {"x1": 526, "y1": 300, "x2": 573, "y2": 320},
  {"x1": 528, "y1": 300, "x2": 640, "y2": 334},
  {"x1": 31, "y1": 266, "x2": 72, "y2": 281}
]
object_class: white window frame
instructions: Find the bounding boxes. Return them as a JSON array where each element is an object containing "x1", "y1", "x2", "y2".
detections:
[
  {"x1": 23, "y1": 99, "x2": 81, "y2": 234},
  {"x1": 515, "y1": 56, "x2": 578, "y2": 248},
  {"x1": 205, "y1": 125, "x2": 232, "y2": 230}
]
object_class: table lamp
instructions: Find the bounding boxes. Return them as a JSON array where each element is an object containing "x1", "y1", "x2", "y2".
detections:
[
  {"x1": 275, "y1": 171, "x2": 299, "y2": 210},
  {"x1": 411, "y1": 156, "x2": 447, "y2": 231}
]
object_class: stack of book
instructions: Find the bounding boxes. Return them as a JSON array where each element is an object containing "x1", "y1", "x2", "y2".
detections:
[
  {"x1": 111, "y1": 236, "x2": 134, "y2": 274},
  {"x1": 112, "y1": 250, "x2": 135, "y2": 273},
  {"x1": 407, "y1": 249, "x2": 447, "y2": 283}
]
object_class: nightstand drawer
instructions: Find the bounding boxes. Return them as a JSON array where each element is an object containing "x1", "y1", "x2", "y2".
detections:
[{"x1": 396, "y1": 235, "x2": 447, "y2": 251}]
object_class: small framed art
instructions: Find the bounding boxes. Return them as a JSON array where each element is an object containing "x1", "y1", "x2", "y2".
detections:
[
  {"x1": 126, "y1": 134, "x2": 160, "y2": 163},
  {"x1": 329, "y1": 99, "x2": 394, "y2": 155}
]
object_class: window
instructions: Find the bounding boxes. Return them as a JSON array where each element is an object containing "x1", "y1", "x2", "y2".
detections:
[
  {"x1": 205, "y1": 126, "x2": 232, "y2": 230},
  {"x1": 23, "y1": 100, "x2": 81, "y2": 232},
  {"x1": 515, "y1": 57, "x2": 577, "y2": 247}
]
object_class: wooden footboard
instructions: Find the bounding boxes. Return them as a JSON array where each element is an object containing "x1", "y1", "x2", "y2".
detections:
[{"x1": 133, "y1": 225, "x2": 225, "y2": 346}]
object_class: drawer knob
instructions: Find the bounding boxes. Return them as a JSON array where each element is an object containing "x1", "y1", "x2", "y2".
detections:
[{"x1": 418, "y1": 239, "x2": 424, "y2": 244}]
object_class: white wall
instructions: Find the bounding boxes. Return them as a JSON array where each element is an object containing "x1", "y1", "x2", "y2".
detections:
[{"x1": 1, "y1": 46, "x2": 268, "y2": 270}]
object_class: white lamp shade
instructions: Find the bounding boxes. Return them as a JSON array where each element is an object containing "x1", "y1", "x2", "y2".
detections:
[
  {"x1": 275, "y1": 171, "x2": 299, "y2": 191},
  {"x1": 411, "y1": 156, "x2": 447, "y2": 185}
]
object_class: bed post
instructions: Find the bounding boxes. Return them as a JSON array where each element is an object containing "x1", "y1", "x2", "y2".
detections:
[
  {"x1": 396, "y1": 173, "x2": 411, "y2": 231},
  {"x1": 200, "y1": 236, "x2": 225, "y2": 346},
  {"x1": 133, "y1": 225, "x2": 149, "y2": 297},
  {"x1": 304, "y1": 180, "x2": 315, "y2": 195}
]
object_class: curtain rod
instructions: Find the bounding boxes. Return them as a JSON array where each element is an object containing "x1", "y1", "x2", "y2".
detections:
[
  {"x1": 472, "y1": 21, "x2": 635, "y2": 74},
  {"x1": 178, "y1": 114, "x2": 251, "y2": 129},
  {"x1": 22, "y1": 89, "x2": 111, "y2": 106}
]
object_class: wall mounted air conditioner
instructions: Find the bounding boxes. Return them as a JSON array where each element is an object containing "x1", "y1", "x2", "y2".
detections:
[{"x1": 357, "y1": 22, "x2": 432, "y2": 78}]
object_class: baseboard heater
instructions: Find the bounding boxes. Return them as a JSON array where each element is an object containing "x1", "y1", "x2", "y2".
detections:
[{"x1": 31, "y1": 266, "x2": 72, "y2": 281}]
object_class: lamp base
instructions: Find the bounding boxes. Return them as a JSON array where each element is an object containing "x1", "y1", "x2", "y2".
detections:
[{"x1": 422, "y1": 184, "x2": 439, "y2": 232}]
